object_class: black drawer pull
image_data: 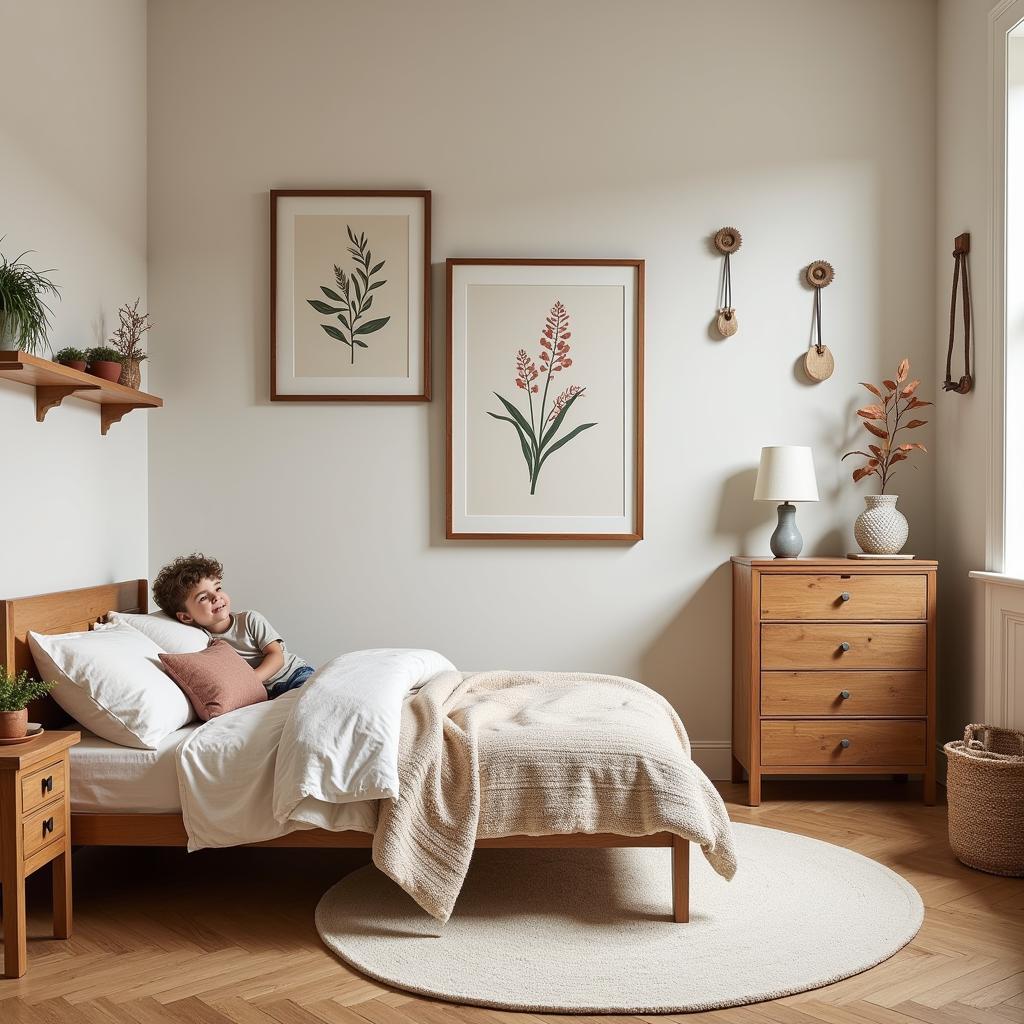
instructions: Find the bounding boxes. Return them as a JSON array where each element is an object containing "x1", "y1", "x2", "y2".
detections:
[
  {"x1": 840, "y1": 738, "x2": 851, "y2": 749},
  {"x1": 42, "y1": 817, "x2": 54, "y2": 836},
  {"x1": 840, "y1": 690, "x2": 851, "y2": 700},
  {"x1": 838, "y1": 642, "x2": 851, "y2": 652},
  {"x1": 42, "y1": 775, "x2": 53, "y2": 794},
  {"x1": 840, "y1": 592, "x2": 851, "y2": 602}
]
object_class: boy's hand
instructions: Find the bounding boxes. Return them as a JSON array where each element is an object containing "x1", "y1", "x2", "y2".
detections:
[{"x1": 253, "y1": 640, "x2": 286, "y2": 684}]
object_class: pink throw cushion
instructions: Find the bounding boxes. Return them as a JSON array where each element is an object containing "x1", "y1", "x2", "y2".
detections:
[{"x1": 159, "y1": 640, "x2": 267, "y2": 721}]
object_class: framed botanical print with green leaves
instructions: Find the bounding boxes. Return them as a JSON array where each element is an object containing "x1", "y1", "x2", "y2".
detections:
[
  {"x1": 447, "y1": 258, "x2": 644, "y2": 540},
  {"x1": 271, "y1": 190, "x2": 430, "y2": 401}
]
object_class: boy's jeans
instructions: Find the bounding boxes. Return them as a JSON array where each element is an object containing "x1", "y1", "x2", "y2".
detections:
[{"x1": 268, "y1": 663, "x2": 315, "y2": 698}]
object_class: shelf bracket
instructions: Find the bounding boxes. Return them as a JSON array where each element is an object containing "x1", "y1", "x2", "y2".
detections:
[
  {"x1": 35, "y1": 384, "x2": 100, "y2": 423},
  {"x1": 100, "y1": 403, "x2": 147, "y2": 436}
]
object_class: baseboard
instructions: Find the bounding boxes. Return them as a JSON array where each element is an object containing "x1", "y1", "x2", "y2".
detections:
[{"x1": 690, "y1": 741, "x2": 732, "y2": 780}]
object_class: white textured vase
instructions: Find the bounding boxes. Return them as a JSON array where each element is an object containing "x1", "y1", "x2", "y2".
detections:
[{"x1": 854, "y1": 494, "x2": 909, "y2": 555}]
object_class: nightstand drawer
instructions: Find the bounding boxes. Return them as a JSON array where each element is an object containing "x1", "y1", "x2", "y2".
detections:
[
  {"x1": 761, "y1": 720, "x2": 926, "y2": 766},
  {"x1": 760, "y1": 574, "x2": 927, "y2": 620},
  {"x1": 22, "y1": 800, "x2": 66, "y2": 859},
  {"x1": 21, "y1": 758, "x2": 66, "y2": 814},
  {"x1": 761, "y1": 623, "x2": 926, "y2": 670},
  {"x1": 761, "y1": 671, "x2": 927, "y2": 716}
]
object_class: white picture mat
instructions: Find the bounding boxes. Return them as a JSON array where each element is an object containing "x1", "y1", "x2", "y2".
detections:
[
  {"x1": 275, "y1": 195, "x2": 425, "y2": 396},
  {"x1": 450, "y1": 263, "x2": 638, "y2": 536}
]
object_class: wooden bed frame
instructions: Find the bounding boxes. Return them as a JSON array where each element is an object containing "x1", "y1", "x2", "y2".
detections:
[{"x1": 1, "y1": 580, "x2": 690, "y2": 923}]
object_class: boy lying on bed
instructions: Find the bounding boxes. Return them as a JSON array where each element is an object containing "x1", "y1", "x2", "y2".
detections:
[{"x1": 152, "y1": 553, "x2": 314, "y2": 697}]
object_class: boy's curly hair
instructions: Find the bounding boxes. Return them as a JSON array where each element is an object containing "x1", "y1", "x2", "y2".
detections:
[{"x1": 152, "y1": 553, "x2": 224, "y2": 617}]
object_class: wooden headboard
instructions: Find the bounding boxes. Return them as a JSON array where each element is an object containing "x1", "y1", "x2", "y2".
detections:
[{"x1": 0, "y1": 579, "x2": 149, "y2": 726}]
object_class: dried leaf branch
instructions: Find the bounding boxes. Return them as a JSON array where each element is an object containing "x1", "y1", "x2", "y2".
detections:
[{"x1": 842, "y1": 357, "x2": 931, "y2": 493}]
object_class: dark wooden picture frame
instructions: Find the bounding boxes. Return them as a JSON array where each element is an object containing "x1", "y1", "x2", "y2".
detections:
[
  {"x1": 446, "y1": 258, "x2": 644, "y2": 541},
  {"x1": 270, "y1": 189, "x2": 431, "y2": 402}
]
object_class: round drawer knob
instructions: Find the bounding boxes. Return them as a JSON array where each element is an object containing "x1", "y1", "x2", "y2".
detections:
[
  {"x1": 840, "y1": 592, "x2": 851, "y2": 602},
  {"x1": 838, "y1": 642, "x2": 850, "y2": 652},
  {"x1": 840, "y1": 738, "x2": 851, "y2": 749},
  {"x1": 840, "y1": 690, "x2": 851, "y2": 700}
]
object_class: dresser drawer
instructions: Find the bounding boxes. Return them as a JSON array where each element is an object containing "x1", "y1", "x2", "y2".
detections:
[
  {"x1": 760, "y1": 574, "x2": 927, "y2": 620},
  {"x1": 761, "y1": 623, "x2": 926, "y2": 670},
  {"x1": 21, "y1": 757, "x2": 66, "y2": 815},
  {"x1": 761, "y1": 671, "x2": 927, "y2": 716},
  {"x1": 761, "y1": 720, "x2": 926, "y2": 766},
  {"x1": 22, "y1": 800, "x2": 66, "y2": 859}
]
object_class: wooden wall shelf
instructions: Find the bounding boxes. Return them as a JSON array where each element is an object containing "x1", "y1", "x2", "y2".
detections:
[{"x1": 0, "y1": 352, "x2": 162, "y2": 435}]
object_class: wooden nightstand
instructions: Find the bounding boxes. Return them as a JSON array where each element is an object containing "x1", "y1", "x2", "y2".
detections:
[
  {"x1": 0, "y1": 729, "x2": 79, "y2": 977},
  {"x1": 731, "y1": 558, "x2": 937, "y2": 807}
]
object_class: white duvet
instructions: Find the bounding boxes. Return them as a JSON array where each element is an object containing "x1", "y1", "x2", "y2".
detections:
[{"x1": 177, "y1": 649, "x2": 453, "y2": 850}]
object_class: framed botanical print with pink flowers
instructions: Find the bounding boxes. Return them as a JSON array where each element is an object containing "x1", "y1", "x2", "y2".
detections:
[{"x1": 446, "y1": 258, "x2": 644, "y2": 540}]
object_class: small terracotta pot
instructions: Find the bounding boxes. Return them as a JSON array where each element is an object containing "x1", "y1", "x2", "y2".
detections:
[
  {"x1": 0, "y1": 708, "x2": 28, "y2": 740},
  {"x1": 88, "y1": 360, "x2": 122, "y2": 382},
  {"x1": 59, "y1": 359, "x2": 88, "y2": 373}
]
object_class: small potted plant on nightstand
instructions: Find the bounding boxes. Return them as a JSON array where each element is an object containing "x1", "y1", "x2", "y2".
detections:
[
  {"x1": 0, "y1": 667, "x2": 55, "y2": 742},
  {"x1": 109, "y1": 297, "x2": 151, "y2": 390},
  {"x1": 85, "y1": 345, "x2": 124, "y2": 382},
  {"x1": 0, "y1": 243, "x2": 60, "y2": 354},
  {"x1": 53, "y1": 346, "x2": 87, "y2": 372}
]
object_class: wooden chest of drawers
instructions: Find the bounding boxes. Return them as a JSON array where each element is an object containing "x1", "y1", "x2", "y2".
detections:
[{"x1": 731, "y1": 557, "x2": 936, "y2": 806}]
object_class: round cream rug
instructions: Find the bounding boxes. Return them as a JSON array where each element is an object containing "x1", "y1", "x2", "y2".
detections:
[{"x1": 315, "y1": 823, "x2": 923, "y2": 1014}]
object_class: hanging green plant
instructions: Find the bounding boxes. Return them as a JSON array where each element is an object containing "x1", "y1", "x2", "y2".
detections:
[{"x1": 0, "y1": 241, "x2": 60, "y2": 355}]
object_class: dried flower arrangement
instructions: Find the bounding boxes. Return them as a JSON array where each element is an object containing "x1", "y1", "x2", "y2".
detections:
[
  {"x1": 110, "y1": 297, "x2": 152, "y2": 362},
  {"x1": 110, "y1": 298, "x2": 152, "y2": 389},
  {"x1": 842, "y1": 358, "x2": 931, "y2": 494},
  {"x1": 489, "y1": 300, "x2": 597, "y2": 495}
]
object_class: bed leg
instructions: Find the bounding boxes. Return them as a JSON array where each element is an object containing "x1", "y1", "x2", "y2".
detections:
[{"x1": 671, "y1": 836, "x2": 689, "y2": 923}]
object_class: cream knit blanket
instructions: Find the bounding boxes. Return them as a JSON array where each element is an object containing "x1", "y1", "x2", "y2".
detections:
[{"x1": 372, "y1": 670, "x2": 738, "y2": 921}]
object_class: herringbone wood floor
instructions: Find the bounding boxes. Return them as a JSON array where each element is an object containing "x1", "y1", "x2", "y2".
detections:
[{"x1": 1, "y1": 782, "x2": 1022, "y2": 1022}]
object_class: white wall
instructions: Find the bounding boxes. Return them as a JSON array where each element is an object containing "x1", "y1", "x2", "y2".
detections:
[
  {"x1": 0, "y1": 0, "x2": 149, "y2": 597},
  {"x1": 148, "y1": 0, "x2": 938, "y2": 774},
  {"x1": 934, "y1": 0, "x2": 1002, "y2": 739}
]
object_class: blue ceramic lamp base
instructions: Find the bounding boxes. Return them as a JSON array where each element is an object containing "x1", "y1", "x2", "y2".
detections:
[{"x1": 770, "y1": 501, "x2": 803, "y2": 558}]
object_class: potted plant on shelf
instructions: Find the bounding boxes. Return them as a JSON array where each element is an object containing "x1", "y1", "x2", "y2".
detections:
[
  {"x1": 842, "y1": 357, "x2": 931, "y2": 554},
  {"x1": 0, "y1": 667, "x2": 55, "y2": 741},
  {"x1": 85, "y1": 345, "x2": 124, "y2": 382},
  {"x1": 53, "y1": 346, "x2": 87, "y2": 372},
  {"x1": 0, "y1": 243, "x2": 60, "y2": 355},
  {"x1": 109, "y1": 297, "x2": 151, "y2": 390}
]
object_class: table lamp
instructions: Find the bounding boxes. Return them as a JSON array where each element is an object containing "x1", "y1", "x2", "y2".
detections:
[{"x1": 753, "y1": 446, "x2": 819, "y2": 558}]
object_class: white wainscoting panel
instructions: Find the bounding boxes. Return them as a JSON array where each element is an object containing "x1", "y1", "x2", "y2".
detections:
[{"x1": 970, "y1": 572, "x2": 1024, "y2": 728}]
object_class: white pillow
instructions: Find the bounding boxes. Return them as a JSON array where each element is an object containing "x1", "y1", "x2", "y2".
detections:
[
  {"x1": 107, "y1": 610, "x2": 209, "y2": 654},
  {"x1": 28, "y1": 621, "x2": 195, "y2": 749}
]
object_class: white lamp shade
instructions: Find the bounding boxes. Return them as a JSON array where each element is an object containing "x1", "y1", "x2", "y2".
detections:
[{"x1": 753, "y1": 446, "x2": 819, "y2": 502}]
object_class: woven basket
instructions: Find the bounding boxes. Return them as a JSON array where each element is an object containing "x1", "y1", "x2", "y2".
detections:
[
  {"x1": 118, "y1": 358, "x2": 142, "y2": 391},
  {"x1": 944, "y1": 724, "x2": 1024, "y2": 877}
]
